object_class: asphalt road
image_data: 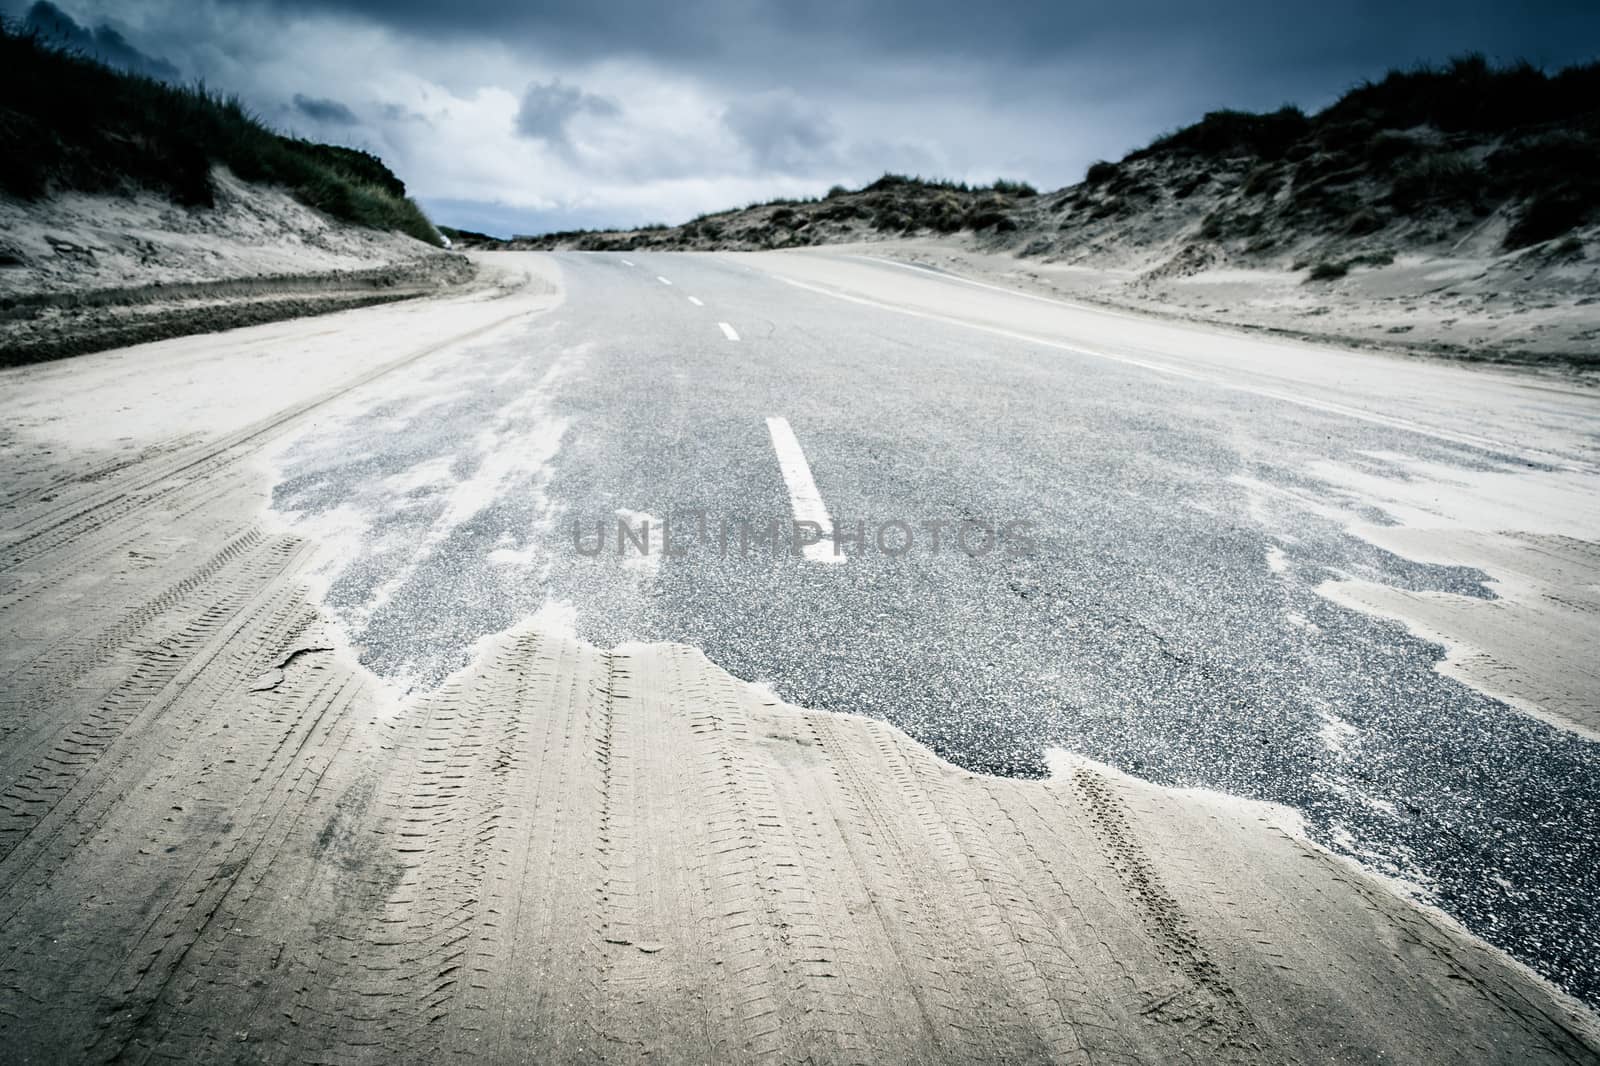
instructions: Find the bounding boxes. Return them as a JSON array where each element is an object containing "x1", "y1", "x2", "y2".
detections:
[{"x1": 270, "y1": 250, "x2": 1600, "y2": 1007}]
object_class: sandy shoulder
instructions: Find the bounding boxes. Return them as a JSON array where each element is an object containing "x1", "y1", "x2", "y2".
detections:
[{"x1": 805, "y1": 236, "x2": 1600, "y2": 372}]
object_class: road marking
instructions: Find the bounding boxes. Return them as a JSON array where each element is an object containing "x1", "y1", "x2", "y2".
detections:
[
  {"x1": 718, "y1": 322, "x2": 740, "y2": 341},
  {"x1": 772, "y1": 274, "x2": 1579, "y2": 469},
  {"x1": 765, "y1": 417, "x2": 843, "y2": 565},
  {"x1": 657, "y1": 275, "x2": 673, "y2": 285},
  {"x1": 621, "y1": 258, "x2": 635, "y2": 266},
  {"x1": 688, "y1": 296, "x2": 704, "y2": 306}
]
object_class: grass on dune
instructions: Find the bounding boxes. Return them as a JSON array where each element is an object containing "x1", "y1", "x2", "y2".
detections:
[
  {"x1": 0, "y1": 21, "x2": 441, "y2": 245},
  {"x1": 1117, "y1": 54, "x2": 1600, "y2": 250}
]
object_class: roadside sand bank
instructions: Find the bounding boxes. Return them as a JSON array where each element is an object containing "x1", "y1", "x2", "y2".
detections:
[{"x1": 0, "y1": 167, "x2": 474, "y2": 365}]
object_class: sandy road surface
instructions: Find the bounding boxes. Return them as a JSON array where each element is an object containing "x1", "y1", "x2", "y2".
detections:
[{"x1": 1, "y1": 251, "x2": 1598, "y2": 1063}]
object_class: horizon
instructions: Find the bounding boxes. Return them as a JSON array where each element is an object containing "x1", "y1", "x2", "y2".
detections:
[{"x1": 7, "y1": 0, "x2": 1599, "y2": 238}]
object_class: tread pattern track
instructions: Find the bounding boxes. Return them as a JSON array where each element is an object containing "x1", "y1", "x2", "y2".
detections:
[{"x1": 3, "y1": 391, "x2": 1598, "y2": 1062}]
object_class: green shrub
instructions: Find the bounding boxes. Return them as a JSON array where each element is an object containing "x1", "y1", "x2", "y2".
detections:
[
  {"x1": 1489, "y1": 134, "x2": 1599, "y2": 187},
  {"x1": 1084, "y1": 160, "x2": 1119, "y2": 185},
  {"x1": 991, "y1": 178, "x2": 1038, "y2": 197},
  {"x1": 963, "y1": 208, "x2": 1011, "y2": 230},
  {"x1": 1307, "y1": 260, "x2": 1349, "y2": 280},
  {"x1": 1135, "y1": 106, "x2": 1310, "y2": 161},
  {"x1": 1325, "y1": 54, "x2": 1599, "y2": 136},
  {"x1": 872, "y1": 209, "x2": 910, "y2": 231},
  {"x1": 864, "y1": 173, "x2": 915, "y2": 191},
  {"x1": 1315, "y1": 120, "x2": 1377, "y2": 154},
  {"x1": 1390, "y1": 154, "x2": 1483, "y2": 211},
  {"x1": 862, "y1": 173, "x2": 980, "y2": 194},
  {"x1": 293, "y1": 142, "x2": 406, "y2": 198},
  {"x1": 1366, "y1": 131, "x2": 1425, "y2": 170},
  {"x1": 1506, "y1": 192, "x2": 1592, "y2": 249},
  {"x1": 912, "y1": 195, "x2": 965, "y2": 233},
  {"x1": 438, "y1": 224, "x2": 495, "y2": 244}
]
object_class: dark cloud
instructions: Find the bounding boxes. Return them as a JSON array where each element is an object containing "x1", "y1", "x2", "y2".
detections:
[
  {"x1": 723, "y1": 91, "x2": 836, "y2": 173},
  {"x1": 379, "y1": 102, "x2": 432, "y2": 126},
  {"x1": 293, "y1": 92, "x2": 359, "y2": 124},
  {"x1": 212, "y1": 0, "x2": 1600, "y2": 85},
  {"x1": 514, "y1": 79, "x2": 619, "y2": 147},
  {"x1": 22, "y1": 1, "x2": 181, "y2": 80}
]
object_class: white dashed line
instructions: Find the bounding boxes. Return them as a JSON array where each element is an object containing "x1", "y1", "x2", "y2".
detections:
[
  {"x1": 620, "y1": 258, "x2": 635, "y2": 266},
  {"x1": 657, "y1": 275, "x2": 673, "y2": 285},
  {"x1": 688, "y1": 296, "x2": 704, "y2": 306},
  {"x1": 765, "y1": 417, "x2": 843, "y2": 565},
  {"x1": 718, "y1": 322, "x2": 740, "y2": 341}
]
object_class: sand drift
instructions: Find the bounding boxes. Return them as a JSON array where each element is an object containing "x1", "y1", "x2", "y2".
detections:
[{"x1": 2, "y1": 252, "x2": 1598, "y2": 1063}]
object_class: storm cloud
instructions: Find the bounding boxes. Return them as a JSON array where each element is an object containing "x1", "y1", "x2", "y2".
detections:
[
  {"x1": 293, "y1": 92, "x2": 358, "y2": 124},
  {"x1": 135, "y1": 0, "x2": 1600, "y2": 78},
  {"x1": 722, "y1": 91, "x2": 837, "y2": 174},
  {"x1": 8, "y1": 0, "x2": 1598, "y2": 236},
  {"x1": 514, "y1": 79, "x2": 620, "y2": 148},
  {"x1": 21, "y1": 0, "x2": 180, "y2": 80}
]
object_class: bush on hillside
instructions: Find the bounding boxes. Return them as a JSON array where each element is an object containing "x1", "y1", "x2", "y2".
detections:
[
  {"x1": 1123, "y1": 54, "x2": 1600, "y2": 250},
  {"x1": 1324, "y1": 54, "x2": 1600, "y2": 136},
  {"x1": 0, "y1": 21, "x2": 440, "y2": 245},
  {"x1": 1506, "y1": 192, "x2": 1591, "y2": 249},
  {"x1": 991, "y1": 178, "x2": 1038, "y2": 197},
  {"x1": 1084, "y1": 160, "x2": 1119, "y2": 185},
  {"x1": 1134, "y1": 106, "x2": 1310, "y2": 161},
  {"x1": 1389, "y1": 153, "x2": 1484, "y2": 212}
]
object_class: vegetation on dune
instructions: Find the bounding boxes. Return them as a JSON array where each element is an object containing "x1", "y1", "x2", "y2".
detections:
[
  {"x1": 498, "y1": 173, "x2": 1042, "y2": 250},
  {"x1": 1131, "y1": 106, "x2": 1311, "y2": 162},
  {"x1": 0, "y1": 21, "x2": 441, "y2": 245},
  {"x1": 1111, "y1": 55, "x2": 1600, "y2": 252},
  {"x1": 483, "y1": 53, "x2": 1597, "y2": 260},
  {"x1": 437, "y1": 224, "x2": 496, "y2": 245},
  {"x1": 1135, "y1": 56, "x2": 1599, "y2": 162},
  {"x1": 1324, "y1": 54, "x2": 1600, "y2": 136}
]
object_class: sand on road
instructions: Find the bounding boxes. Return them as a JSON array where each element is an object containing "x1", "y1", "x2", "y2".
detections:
[{"x1": 1, "y1": 252, "x2": 1596, "y2": 1064}]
